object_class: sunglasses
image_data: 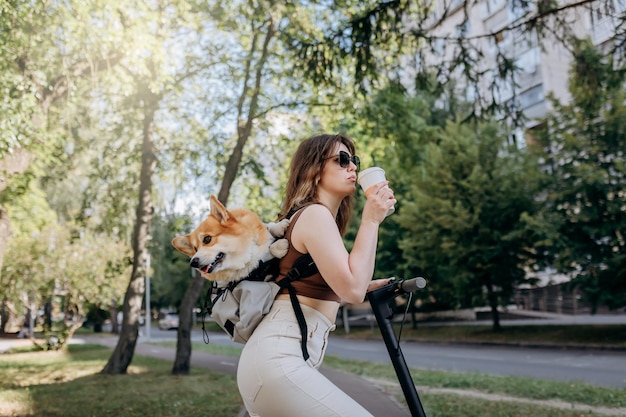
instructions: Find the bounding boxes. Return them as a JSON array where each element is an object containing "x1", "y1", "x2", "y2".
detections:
[{"x1": 325, "y1": 151, "x2": 360, "y2": 172}]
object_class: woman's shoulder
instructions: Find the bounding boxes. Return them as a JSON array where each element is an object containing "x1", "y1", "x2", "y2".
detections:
[
  {"x1": 291, "y1": 204, "x2": 334, "y2": 229},
  {"x1": 299, "y1": 203, "x2": 332, "y2": 220},
  {"x1": 290, "y1": 204, "x2": 339, "y2": 251}
]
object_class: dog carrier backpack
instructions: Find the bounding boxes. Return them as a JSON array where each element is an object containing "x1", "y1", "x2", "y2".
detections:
[{"x1": 204, "y1": 253, "x2": 318, "y2": 360}]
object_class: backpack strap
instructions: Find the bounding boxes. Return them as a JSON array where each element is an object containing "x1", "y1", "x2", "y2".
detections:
[
  {"x1": 207, "y1": 279, "x2": 238, "y2": 338},
  {"x1": 276, "y1": 253, "x2": 318, "y2": 361}
]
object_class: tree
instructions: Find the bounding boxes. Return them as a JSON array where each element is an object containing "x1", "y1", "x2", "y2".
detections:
[
  {"x1": 0, "y1": 0, "x2": 122, "y2": 333},
  {"x1": 317, "y1": 81, "x2": 548, "y2": 329},
  {"x1": 537, "y1": 39, "x2": 626, "y2": 311},
  {"x1": 100, "y1": 0, "x2": 226, "y2": 374},
  {"x1": 101, "y1": 77, "x2": 159, "y2": 372},
  {"x1": 173, "y1": 0, "x2": 287, "y2": 375},
  {"x1": 1, "y1": 196, "x2": 129, "y2": 349},
  {"x1": 396, "y1": 119, "x2": 546, "y2": 330}
]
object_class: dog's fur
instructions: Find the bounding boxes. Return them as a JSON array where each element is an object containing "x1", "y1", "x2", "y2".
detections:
[{"x1": 171, "y1": 195, "x2": 289, "y2": 283}]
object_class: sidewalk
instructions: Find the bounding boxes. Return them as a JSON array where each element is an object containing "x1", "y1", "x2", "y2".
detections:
[
  {"x1": 79, "y1": 334, "x2": 409, "y2": 417},
  {"x1": 0, "y1": 335, "x2": 32, "y2": 353}
]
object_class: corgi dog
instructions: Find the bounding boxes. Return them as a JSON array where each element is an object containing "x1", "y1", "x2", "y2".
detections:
[{"x1": 172, "y1": 195, "x2": 289, "y2": 283}]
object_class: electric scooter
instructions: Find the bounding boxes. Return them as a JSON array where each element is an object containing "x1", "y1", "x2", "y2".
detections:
[{"x1": 368, "y1": 278, "x2": 428, "y2": 417}]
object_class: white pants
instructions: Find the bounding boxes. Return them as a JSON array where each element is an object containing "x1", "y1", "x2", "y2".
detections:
[{"x1": 237, "y1": 300, "x2": 375, "y2": 417}]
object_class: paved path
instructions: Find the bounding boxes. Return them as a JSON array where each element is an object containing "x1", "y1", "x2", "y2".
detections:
[{"x1": 79, "y1": 335, "x2": 410, "y2": 417}]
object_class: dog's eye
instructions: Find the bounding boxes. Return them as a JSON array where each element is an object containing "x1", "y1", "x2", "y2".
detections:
[{"x1": 203, "y1": 236, "x2": 212, "y2": 245}]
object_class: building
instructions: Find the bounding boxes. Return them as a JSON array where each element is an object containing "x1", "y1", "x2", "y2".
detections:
[
  {"x1": 418, "y1": 0, "x2": 625, "y2": 314},
  {"x1": 421, "y1": 0, "x2": 625, "y2": 131}
]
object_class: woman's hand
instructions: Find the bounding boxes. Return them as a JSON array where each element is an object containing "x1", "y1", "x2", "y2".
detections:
[
  {"x1": 362, "y1": 181, "x2": 397, "y2": 224},
  {"x1": 366, "y1": 278, "x2": 394, "y2": 293}
]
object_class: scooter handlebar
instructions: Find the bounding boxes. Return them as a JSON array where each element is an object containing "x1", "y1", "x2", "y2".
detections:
[
  {"x1": 368, "y1": 277, "x2": 428, "y2": 307},
  {"x1": 396, "y1": 277, "x2": 427, "y2": 293}
]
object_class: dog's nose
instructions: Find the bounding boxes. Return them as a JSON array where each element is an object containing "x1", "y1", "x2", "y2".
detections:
[{"x1": 190, "y1": 257, "x2": 199, "y2": 268}]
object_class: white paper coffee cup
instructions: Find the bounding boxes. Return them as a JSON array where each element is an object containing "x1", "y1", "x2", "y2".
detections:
[{"x1": 358, "y1": 167, "x2": 395, "y2": 216}]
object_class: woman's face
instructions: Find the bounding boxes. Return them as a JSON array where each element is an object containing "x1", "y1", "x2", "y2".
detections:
[{"x1": 318, "y1": 142, "x2": 358, "y2": 197}]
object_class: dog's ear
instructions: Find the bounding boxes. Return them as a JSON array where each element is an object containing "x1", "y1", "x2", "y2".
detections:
[
  {"x1": 209, "y1": 195, "x2": 231, "y2": 224},
  {"x1": 171, "y1": 235, "x2": 195, "y2": 257}
]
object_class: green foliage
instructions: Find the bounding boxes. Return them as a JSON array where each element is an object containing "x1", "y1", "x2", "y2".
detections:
[
  {"x1": 0, "y1": 217, "x2": 131, "y2": 333},
  {"x1": 0, "y1": 0, "x2": 44, "y2": 157},
  {"x1": 0, "y1": 0, "x2": 123, "y2": 161},
  {"x1": 284, "y1": 1, "x2": 416, "y2": 93},
  {"x1": 149, "y1": 213, "x2": 200, "y2": 311},
  {"x1": 344, "y1": 83, "x2": 546, "y2": 316},
  {"x1": 396, "y1": 120, "x2": 545, "y2": 310},
  {"x1": 537, "y1": 40, "x2": 626, "y2": 311},
  {"x1": 338, "y1": 83, "x2": 445, "y2": 281},
  {"x1": 281, "y1": 0, "x2": 626, "y2": 127},
  {"x1": 3, "y1": 181, "x2": 57, "y2": 237}
]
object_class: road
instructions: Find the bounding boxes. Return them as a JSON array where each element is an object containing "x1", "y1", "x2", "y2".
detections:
[
  {"x1": 147, "y1": 326, "x2": 626, "y2": 388},
  {"x1": 326, "y1": 337, "x2": 626, "y2": 388}
]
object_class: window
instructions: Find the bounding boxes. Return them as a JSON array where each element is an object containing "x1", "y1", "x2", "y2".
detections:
[
  {"x1": 515, "y1": 47, "x2": 540, "y2": 75},
  {"x1": 613, "y1": 43, "x2": 626, "y2": 68},
  {"x1": 590, "y1": 0, "x2": 625, "y2": 22},
  {"x1": 519, "y1": 84, "x2": 544, "y2": 109}
]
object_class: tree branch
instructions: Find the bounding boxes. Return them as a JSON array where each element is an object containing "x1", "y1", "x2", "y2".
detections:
[{"x1": 38, "y1": 52, "x2": 123, "y2": 112}]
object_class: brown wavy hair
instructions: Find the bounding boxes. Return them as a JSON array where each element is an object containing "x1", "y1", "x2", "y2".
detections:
[{"x1": 278, "y1": 133, "x2": 356, "y2": 235}]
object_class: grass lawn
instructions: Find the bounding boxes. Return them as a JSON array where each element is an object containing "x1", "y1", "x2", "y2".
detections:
[
  {"x1": 0, "y1": 344, "x2": 241, "y2": 417},
  {"x1": 199, "y1": 320, "x2": 626, "y2": 348}
]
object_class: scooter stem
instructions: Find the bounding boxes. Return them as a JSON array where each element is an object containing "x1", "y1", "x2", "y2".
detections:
[{"x1": 368, "y1": 281, "x2": 427, "y2": 417}]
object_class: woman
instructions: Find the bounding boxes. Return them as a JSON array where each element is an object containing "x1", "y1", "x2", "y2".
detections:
[{"x1": 237, "y1": 133, "x2": 396, "y2": 417}]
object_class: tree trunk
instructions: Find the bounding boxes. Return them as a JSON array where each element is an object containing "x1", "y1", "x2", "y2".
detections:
[
  {"x1": 110, "y1": 298, "x2": 119, "y2": 334},
  {"x1": 172, "y1": 18, "x2": 276, "y2": 374},
  {"x1": 486, "y1": 275, "x2": 501, "y2": 332},
  {"x1": 172, "y1": 269, "x2": 206, "y2": 374},
  {"x1": 0, "y1": 300, "x2": 20, "y2": 334},
  {"x1": 0, "y1": 299, "x2": 7, "y2": 334},
  {"x1": 0, "y1": 207, "x2": 11, "y2": 283},
  {"x1": 101, "y1": 92, "x2": 157, "y2": 374}
]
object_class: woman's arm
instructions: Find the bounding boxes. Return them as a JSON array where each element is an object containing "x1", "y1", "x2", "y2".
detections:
[{"x1": 291, "y1": 183, "x2": 395, "y2": 303}]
